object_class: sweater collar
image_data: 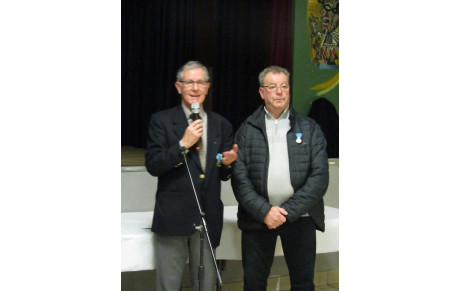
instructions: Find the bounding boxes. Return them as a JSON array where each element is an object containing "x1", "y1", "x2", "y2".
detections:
[{"x1": 249, "y1": 104, "x2": 296, "y2": 129}]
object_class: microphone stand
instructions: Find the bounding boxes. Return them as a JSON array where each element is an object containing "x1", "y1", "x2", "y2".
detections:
[{"x1": 180, "y1": 149, "x2": 223, "y2": 291}]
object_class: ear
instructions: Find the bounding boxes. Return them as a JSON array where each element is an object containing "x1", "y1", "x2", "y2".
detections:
[
  {"x1": 175, "y1": 81, "x2": 182, "y2": 94},
  {"x1": 259, "y1": 87, "x2": 265, "y2": 100}
]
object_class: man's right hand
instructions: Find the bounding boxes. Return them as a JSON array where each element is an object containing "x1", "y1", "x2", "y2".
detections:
[
  {"x1": 181, "y1": 119, "x2": 203, "y2": 149},
  {"x1": 263, "y1": 206, "x2": 288, "y2": 229}
]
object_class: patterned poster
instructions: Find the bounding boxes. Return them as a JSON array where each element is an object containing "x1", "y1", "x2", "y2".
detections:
[{"x1": 308, "y1": 0, "x2": 339, "y2": 69}]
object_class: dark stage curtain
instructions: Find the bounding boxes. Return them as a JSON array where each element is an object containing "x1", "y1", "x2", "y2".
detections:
[
  {"x1": 121, "y1": 0, "x2": 293, "y2": 148},
  {"x1": 121, "y1": 0, "x2": 196, "y2": 147},
  {"x1": 270, "y1": 0, "x2": 293, "y2": 73},
  {"x1": 210, "y1": 0, "x2": 273, "y2": 130}
]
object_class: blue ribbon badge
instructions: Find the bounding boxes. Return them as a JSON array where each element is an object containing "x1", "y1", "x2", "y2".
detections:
[
  {"x1": 216, "y1": 153, "x2": 223, "y2": 167},
  {"x1": 295, "y1": 133, "x2": 302, "y2": 144}
]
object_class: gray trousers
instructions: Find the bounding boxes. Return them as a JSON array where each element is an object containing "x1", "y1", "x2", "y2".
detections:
[{"x1": 154, "y1": 231, "x2": 217, "y2": 291}]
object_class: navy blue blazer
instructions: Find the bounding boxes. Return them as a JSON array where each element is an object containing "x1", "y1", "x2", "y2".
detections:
[{"x1": 145, "y1": 105, "x2": 234, "y2": 248}]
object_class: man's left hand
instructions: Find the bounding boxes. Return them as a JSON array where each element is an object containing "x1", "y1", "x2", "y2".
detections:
[{"x1": 222, "y1": 144, "x2": 238, "y2": 166}]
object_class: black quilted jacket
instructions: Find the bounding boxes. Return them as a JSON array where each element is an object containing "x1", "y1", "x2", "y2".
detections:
[{"x1": 231, "y1": 105, "x2": 329, "y2": 231}]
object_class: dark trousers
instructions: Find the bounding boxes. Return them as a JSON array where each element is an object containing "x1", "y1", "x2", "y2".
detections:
[{"x1": 241, "y1": 217, "x2": 317, "y2": 291}]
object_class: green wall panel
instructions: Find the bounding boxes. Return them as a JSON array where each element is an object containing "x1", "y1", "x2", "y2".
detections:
[{"x1": 292, "y1": 0, "x2": 339, "y2": 116}]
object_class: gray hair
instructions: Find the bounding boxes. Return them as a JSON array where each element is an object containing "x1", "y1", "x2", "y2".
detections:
[
  {"x1": 176, "y1": 61, "x2": 210, "y2": 82},
  {"x1": 258, "y1": 66, "x2": 290, "y2": 86}
]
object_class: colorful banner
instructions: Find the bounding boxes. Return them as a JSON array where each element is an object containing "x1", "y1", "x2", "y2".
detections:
[{"x1": 308, "y1": 0, "x2": 339, "y2": 69}]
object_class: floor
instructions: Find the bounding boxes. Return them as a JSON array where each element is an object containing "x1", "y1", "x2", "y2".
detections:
[
  {"x1": 181, "y1": 269, "x2": 339, "y2": 290},
  {"x1": 122, "y1": 265, "x2": 339, "y2": 291}
]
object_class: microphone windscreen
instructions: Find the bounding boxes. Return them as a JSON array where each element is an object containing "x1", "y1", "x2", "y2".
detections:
[{"x1": 191, "y1": 102, "x2": 200, "y2": 114}]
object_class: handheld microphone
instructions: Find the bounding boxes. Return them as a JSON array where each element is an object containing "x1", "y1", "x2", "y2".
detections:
[
  {"x1": 191, "y1": 102, "x2": 201, "y2": 121},
  {"x1": 191, "y1": 102, "x2": 202, "y2": 150}
]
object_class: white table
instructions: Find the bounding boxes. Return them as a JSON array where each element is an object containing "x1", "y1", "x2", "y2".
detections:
[{"x1": 121, "y1": 206, "x2": 339, "y2": 272}]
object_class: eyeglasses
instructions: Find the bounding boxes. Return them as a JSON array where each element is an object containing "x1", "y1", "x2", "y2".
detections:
[
  {"x1": 261, "y1": 84, "x2": 290, "y2": 92},
  {"x1": 180, "y1": 80, "x2": 209, "y2": 89}
]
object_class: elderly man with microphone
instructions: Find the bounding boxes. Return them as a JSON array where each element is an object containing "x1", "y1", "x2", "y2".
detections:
[{"x1": 145, "y1": 61, "x2": 238, "y2": 291}]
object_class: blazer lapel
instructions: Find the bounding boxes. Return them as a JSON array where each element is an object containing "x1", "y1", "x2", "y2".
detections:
[
  {"x1": 171, "y1": 105, "x2": 188, "y2": 141},
  {"x1": 205, "y1": 113, "x2": 219, "y2": 177}
]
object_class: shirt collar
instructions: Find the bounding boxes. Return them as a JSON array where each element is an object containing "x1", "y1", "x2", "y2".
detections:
[
  {"x1": 264, "y1": 106, "x2": 290, "y2": 121},
  {"x1": 181, "y1": 103, "x2": 192, "y2": 118}
]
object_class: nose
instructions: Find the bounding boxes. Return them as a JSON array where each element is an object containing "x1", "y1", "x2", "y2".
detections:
[{"x1": 192, "y1": 82, "x2": 200, "y2": 90}]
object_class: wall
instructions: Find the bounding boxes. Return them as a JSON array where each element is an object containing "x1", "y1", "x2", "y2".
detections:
[{"x1": 292, "y1": 0, "x2": 339, "y2": 116}]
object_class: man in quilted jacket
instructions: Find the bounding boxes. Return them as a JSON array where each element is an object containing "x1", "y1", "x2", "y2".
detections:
[{"x1": 231, "y1": 66, "x2": 329, "y2": 291}]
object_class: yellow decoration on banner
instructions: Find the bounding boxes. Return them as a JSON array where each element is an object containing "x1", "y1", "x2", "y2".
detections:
[
  {"x1": 310, "y1": 72, "x2": 339, "y2": 96},
  {"x1": 310, "y1": 72, "x2": 339, "y2": 90}
]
